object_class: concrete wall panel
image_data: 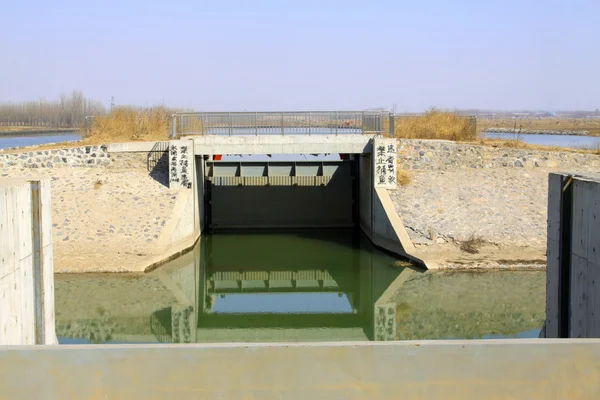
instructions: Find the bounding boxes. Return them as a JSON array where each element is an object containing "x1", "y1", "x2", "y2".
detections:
[
  {"x1": 545, "y1": 173, "x2": 562, "y2": 338},
  {"x1": 546, "y1": 173, "x2": 600, "y2": 338},
  {"x1": 0, "y1": 179, "x2": 55, "y2": 345},
  {"x1": 210, "y1": 169, "x2": 354, "y2": 229},
  {"x1": 358, "y1": 155, "x2": 372, "y2": 236},
  {"x1": 1, "y1": 340, "x2": 600, "y2": 399}
]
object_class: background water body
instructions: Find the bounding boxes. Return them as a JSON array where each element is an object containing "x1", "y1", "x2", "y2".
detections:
[
  {"x1": 54, "y1": 230, "x2": 546, "y2": 344},
  {"x1": 482, "y1": 131, "x2": 600, "y2": 149},
  {"x1": 0, "y1": 132, "x2": 81, "y2": 150}
]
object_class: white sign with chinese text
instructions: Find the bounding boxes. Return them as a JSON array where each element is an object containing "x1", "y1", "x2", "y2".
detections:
[
  {"x1": 169, "y1": 139, "x2": 194, "y2": 189},
  {"x1": 373, "y1": 137, "x2": 397, "y2": 189}
]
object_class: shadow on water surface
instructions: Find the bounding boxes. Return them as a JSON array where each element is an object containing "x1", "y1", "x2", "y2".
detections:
[{"x1": 54, "y1": 230, "x2": 546, "y2": 344}]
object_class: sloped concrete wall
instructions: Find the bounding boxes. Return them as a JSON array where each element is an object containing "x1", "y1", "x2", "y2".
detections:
[
  {"x1": 0, "y1": 179, "x2": 56, "y2": 345},
  {"x1": 358, "y1": 144, "x2": 432, "y2": 269}
]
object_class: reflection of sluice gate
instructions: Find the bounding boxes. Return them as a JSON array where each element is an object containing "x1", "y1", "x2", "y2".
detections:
[
  {"x1": 145, "y1": 232, "x2": 414, "y2": 343},
  {"x1": 207, "y1": 269, "x2": 354, "y2": 294},
  {"x1": 150, "y1": 305, "x2": 196, "y2": 344}
]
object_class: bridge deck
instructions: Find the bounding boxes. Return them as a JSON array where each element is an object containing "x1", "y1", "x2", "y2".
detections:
[{"x1": 191, "y1": 134, "x2": 374, "y2": 155}]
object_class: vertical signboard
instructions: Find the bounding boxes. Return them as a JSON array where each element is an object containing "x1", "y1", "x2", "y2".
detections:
[
  {"x1": 373, "y1": 138, "x2": 397, "y2": 189},
  {"x1": 169, "y1": 139, "x2": 193, "y2": 189}
]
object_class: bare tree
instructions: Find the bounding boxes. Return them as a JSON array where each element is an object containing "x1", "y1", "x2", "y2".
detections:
[{"x1": 0, "y1": 91, "x2": 107, "y2": 128}]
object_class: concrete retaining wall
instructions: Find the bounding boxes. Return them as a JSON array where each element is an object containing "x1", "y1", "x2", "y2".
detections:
[
  {"x1": 1, "y1": 340, "x2": 600, "y2": 399},
  {"x1": 0, "y1": 142, "x2": 170, "y2": 171},
  {"x1": 358, "y1": 151, "x2": 431, "y2": 269},
  {"x1": 398, "y1": 139, "x2": 600, "y2": 170},
  {"x1": 195, "y1": 157, "x2": 206, "y2": 234},
  {"x1": 209, "y1": 165, "x2": 355, "y2": 229},
  {"x1": 0, "y1": 145, "x2": 110, "y2": 168},
  {"x1": 158, "y1": 190, "x2": 196, "y2": 248},
  {"x1": 0, "y1": 179, "x2": 56, "y2": 345},
  {"x1": 145, "y1": 146, "x2": 200, "y2": 271}
]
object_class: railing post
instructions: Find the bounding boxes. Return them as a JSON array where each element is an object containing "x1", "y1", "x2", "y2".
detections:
[
  {"x1": 360, "y1": 112, "x2": 365, "y2": 134},
  {"x1": 281, "y1": 112, "x2": 285, "y2": 136},
  {"x1": 171, "y1": 114, "x2": 177, "y2": 138},
  {"x1": 389, "y1": 112, "x2": 395, "y2": 138},
  {"x1": 201, "y1": 113, "x2": 205, "y2": 135},
  {"x1": 229, "y1": 112, "x2": 232, "y2": 136},
  {"x1": 307, "y1": 112, "x2": 311, "y2": 135},
  {"x1": 335, "y1": 111, "x2": 338, "y2": 136}
]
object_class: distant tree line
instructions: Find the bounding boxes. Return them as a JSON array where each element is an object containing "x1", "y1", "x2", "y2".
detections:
[{"x1": 0, "y1": 91, "x2": 107, "y2": 128}]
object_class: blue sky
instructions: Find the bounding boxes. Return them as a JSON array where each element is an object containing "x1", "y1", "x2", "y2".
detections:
[{"x1": 1, "y1": 0, "x2": 599, "y2": 112}]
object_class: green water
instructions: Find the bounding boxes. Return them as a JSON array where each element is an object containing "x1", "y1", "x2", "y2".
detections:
[{"x1": 54, "y1": 230, "x2": 546, "y2": 344}]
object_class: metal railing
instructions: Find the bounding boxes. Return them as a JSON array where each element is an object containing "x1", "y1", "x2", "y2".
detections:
[
  {"x1": 171, "y1": 111, "x2": 393, "y2": 138},
  {"x1": 147, "y1": 141, "x2": 169, "y2": 172}
]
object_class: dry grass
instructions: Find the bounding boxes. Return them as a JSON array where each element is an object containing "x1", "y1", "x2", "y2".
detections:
[
  {"x1": 392, "y1": 260, "x2": 412, "y2": 268},
  {"x1": 396, "y1": 167, "x2": 412, "y2": 186},
  {"x1": 460, "y1": 235, "x2": 485, "y2": 254},
  {"x1": 393, "y1": 109, "x2": 476, "y2": 141},
  {"x1": 478, "y1": 117, "x2": 600, "y2": 136},
  {"x1": 468, "y1": 138, "x2": 600, "y2": 154},
  {"x1": 84, "y1": 107, "x2": 172, "y2": 144}
]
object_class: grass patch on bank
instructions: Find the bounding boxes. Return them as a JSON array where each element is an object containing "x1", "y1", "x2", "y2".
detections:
[
  {"x1": 93, "y1": 178, "x2": 104, "y2": 190},
  {"x1": 460, "y1": 235, "x2": 485, "y2": 254},
  {"x1": 84, "y1": 107, "x2": 172, "y2": 144},
  {"x1": 393, "y1": 109, "x2": 476, "y2": 141},
  {"x1": 396, "y1": 168, "x2": 412, "y2": 186},
  {"x1": 472, "y1": 138, "x2": 582, "y2": 153}
]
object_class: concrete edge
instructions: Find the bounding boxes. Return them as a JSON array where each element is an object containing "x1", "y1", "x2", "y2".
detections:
[
  {"x1": 52, "y1": 233, "x2": 200, "y2": 274},
  {"x1": 376, "y1": 188, "x2": 415, "y2": 252},
  {"x1": 7, "y1": 338, "x2": 600, "y2": 350},
  {"x1": 107, "y1": 142, "x2": 163, "y2": 153},
  {"x1": 143, "y1": 233, "x2": 200, "y2": 273},
  {"x1": 374, "y1": 187, "x2": 438, "y2": 270},
  {"x1": 375, "y1": 268, "x2": 415, "y2": 304}
]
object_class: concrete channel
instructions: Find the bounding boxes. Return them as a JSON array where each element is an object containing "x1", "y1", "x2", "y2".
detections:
[{"x1": 1, "y1": 124, "x2": 600, "y2": 397}]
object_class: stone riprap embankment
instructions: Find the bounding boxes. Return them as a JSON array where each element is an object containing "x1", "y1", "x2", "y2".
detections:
[
  {"x1": 0, "y1": 145, "x2": 110, "y2": 168},
  {"x1": 398, "y1": 139, "x2": 600, "y2": 171},
  {"x1": 393, "y1": 139, "x2": 600, "y2": 269},
  {"x1": 483, "y1": 128, "x2": 588, "y2": 136},
  {"x1": 0, "y1": 144, "x2": 163, "y2": 170},
  {"x1": 1, "y1": 144, "x2": 181, "y2": 273}
]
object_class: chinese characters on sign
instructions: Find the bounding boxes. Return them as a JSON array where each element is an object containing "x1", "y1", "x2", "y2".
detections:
[
  {"x1": 180, "y1": 145, "x2": 191, "y2": 188},
  {"x1": 169, "y1": 140, "x2": 193, "y2": 189},
  {"x1": 169, "y1": 145, "x2": 179, "y2": 185},
  {"x1": 373, "y1": 138, "x2": 397, "y2": 189},
  {"x1": 374, "y1": 303, "x2": 396, "y2": 341}
]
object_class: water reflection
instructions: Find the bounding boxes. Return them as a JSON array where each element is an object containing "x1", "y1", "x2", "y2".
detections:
[
  {"x1": 0, "y1": 132, "x2": 81, "y2": 150},
  {"x1": 392, "y1": 270, "x2": 546, "y2": 340},
  {"x1": 54, "y1": 231, "x2": 546, "y2": 344},
  {"x1": 482, "y1": 131, "x2": 600, "y2": 149},
  {"x1": 55, "y1": 230, "x2": 408, "y2": 343}
]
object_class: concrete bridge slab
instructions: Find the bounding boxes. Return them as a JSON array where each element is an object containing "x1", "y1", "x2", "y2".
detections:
[{"x1": 190, "y1": 134, "x2": 374, "y2": 156}]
